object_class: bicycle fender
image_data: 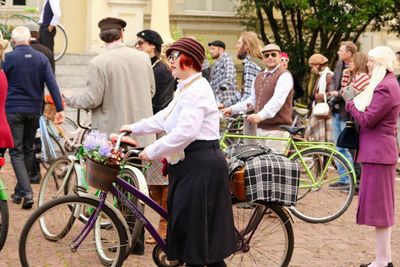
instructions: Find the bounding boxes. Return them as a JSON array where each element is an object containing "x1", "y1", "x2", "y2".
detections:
[
  {"x1": 75, "y1": 191, "x2": 132, "y2": 246},
  {"x1": 289, "y1": 146, "x2": 357, "y2": 184},
  {"x1": 121, "y1": 165, "x2": 149, "y2": 203},
  {"x1": 0, "y1": 179, "x2": 7, "y2": 200}
]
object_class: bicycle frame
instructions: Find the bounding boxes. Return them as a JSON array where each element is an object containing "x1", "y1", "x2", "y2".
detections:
[
  {"x1": 0, "y1": 178, "x2": 7, "y2": 201},
  {"x1": 71, "y1": 176, "x2": 167, "y2": 252}
]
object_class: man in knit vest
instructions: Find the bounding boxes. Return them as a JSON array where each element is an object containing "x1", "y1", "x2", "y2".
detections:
[
  {"x1": 38, "y1": 0, "x2": 61, "y2": 52},
  {"x1": 223, "y1": 44, "x2": 294, "y2": 152}
]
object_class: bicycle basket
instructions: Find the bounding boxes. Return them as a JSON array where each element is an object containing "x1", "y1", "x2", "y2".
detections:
[{"x1": 86, "y1": 158, "x2": 120, "y2": 192}]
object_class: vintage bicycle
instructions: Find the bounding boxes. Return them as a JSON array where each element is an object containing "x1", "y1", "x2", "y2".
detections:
[
  {"x1": 19, "y1": 133, "x2": 294, "y2": 267},
  {"x1": 219, "y1": 114, "x2": 357, "y2": 223},
  {"x1": 0, "y1": 157, "x2": 9, "y2": 251}
]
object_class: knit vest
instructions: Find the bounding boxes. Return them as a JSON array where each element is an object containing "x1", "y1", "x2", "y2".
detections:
[
  {"x1": 254, "y1": 67, "x2": 293, "y2": 130},
  {"x1": 42, "y1": 1, "x2": 53, "y2": 27}
]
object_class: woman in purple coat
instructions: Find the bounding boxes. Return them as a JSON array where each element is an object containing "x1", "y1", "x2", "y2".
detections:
[{"x1": 346, "y1": 46, "x2": 400, "y2": 267}]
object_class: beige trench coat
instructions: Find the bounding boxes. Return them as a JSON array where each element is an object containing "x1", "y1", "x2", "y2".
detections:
[{"x1": 65, "y1": 43, "x2": 156, "y2": 147}]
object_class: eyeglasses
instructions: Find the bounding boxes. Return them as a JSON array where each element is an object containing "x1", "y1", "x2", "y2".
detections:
[
  {"x1": 263, "y1": 52, "x2": 278, "y2": 58},
  {"x1": 280, "y1": 58, "x2": 289, "y2": 63},
  {"x1": 168, "y1": 51, "x2": 181, "y2": 62},
  {"x1": 135, "y1": 40, "x2": 145, "y2": 47}
]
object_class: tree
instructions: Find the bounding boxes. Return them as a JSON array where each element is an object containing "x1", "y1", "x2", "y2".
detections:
[{"x1": 236, "y1": 0, "x2": 400, "y2": 101}]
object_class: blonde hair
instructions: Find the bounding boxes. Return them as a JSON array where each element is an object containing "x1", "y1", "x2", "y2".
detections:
[
  {"x1": 340, "y1": 41, "x2": 357, "y2": 55},
  {"x1": 0, "y1": 39, "x2": 9, "y2": 61},
  {"x1": 351, "y1": 52, "x2": 369, "y2": 75},
  {"x1": 240, "y1": 32, "x2": 262, "y2": 59}
]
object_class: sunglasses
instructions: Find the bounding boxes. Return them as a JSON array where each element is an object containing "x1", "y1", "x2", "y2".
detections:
[
  {"x1": 168, "y1": 51, "x2": 181, "y2": 61},
  {"x1": 263, "y1": 52, "x2": 278, "y2": 58},
  {"x1": 135, "y1": 40, "x2": 145, "y2": 47},
  {"x1": 281, "y1": 58, "x2": 289, "y2": 62}
]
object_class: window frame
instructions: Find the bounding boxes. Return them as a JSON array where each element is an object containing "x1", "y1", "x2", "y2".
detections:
[{"x1": 183, "y1": 0, "x2": 237, "y2": 16}]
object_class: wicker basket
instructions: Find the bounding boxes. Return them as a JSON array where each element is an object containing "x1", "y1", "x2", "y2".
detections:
[
  {"x1": 232, "y1": 167, "x2": 246, "y2": 201},
  {"x1": 86, "y1": 158, "x2": 120, "y2": 192},
  {"x1": 43, "y1": 103, "x2": 56, "y2": 121}
]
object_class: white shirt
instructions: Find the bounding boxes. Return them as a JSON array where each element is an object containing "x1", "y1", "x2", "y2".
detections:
[
  {"x1": 131, "y1": 73, "x2": 220, "y2": 160},
  {"x1": 39, "y1": 0, "x2": 62, "y2": 26},
  {"x1": 230, "y1": 64, "x2": 293, "y2": 120}
]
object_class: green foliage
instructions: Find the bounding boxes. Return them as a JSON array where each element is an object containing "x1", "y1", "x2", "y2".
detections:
[{"x1": 236, "y1": 0, "x2": 399, "y2": 103}]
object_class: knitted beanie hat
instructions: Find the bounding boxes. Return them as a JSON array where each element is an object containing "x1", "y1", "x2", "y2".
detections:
[{"x1": 166, "y1": 37, "x2": 205, "y2": 68}]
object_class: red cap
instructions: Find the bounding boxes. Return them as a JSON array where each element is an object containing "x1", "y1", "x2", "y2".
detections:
[
  {"x1": 166, "y1": 37, "x2": 205, "y2": 68},
  {"x1": 280, "y1": 52, "x2": 289, "y2": 59}
]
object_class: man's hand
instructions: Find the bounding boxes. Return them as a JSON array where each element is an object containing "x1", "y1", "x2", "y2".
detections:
[
  {"x1": 119, "y1": 124, "x2": 132, "y2": 133},
  {"x1": 48, "y1": 25, "x2": 55, "y2": 32},
  {"x1": 221, "y1": 107, "x2": 232, "y2": 117},
  {"x1": 139, "y1": 149, "x2": 150, "y2": 161},
  {"x1": 328, "y1": 91, "x2": 339, "y2": 97},
  {"x1": 54, "y1": 111, "x2": 65, "y2": 124},
  {"x1": 217, "y1": 103, "x2": 225, "y2": 109},
  {"x1": 247, "y1": 114, "x2": 261, "y2": 124}
]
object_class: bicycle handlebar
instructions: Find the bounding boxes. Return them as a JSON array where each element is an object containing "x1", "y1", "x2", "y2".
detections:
[{"x1": 77, "y1": 109, "x2": 90, "y2": 130}]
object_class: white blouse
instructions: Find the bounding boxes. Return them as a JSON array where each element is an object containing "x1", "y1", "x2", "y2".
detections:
[{"x1": 130, "y1": 72, "x2": 220, "y2": 161}]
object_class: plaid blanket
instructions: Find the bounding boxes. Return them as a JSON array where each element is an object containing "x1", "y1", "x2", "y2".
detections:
[{"x1": 244, "y1": 153, "x2": 300, "y2": 206}]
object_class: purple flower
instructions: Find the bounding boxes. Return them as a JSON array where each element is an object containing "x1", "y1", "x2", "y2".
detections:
[{"x1": 99, "y1": 142, "x2": 112, "y2": 157}]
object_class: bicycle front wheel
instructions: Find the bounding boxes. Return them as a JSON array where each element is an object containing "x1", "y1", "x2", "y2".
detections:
[
  {"x1": 54, "y1": 24, "x2": 68, "y2": 61},
  {"x1": 227, "y1": 202, "x2": 294, "y2": 267},
  {"x1": 289, "y1": 148, "x2": 355, "y2": 223},
  {"x1": 19, "y1": 195, "x2": 128, "y2": 267},
  {"x1": 0, "y1": 200, "x2": 9, "y2": 251}
]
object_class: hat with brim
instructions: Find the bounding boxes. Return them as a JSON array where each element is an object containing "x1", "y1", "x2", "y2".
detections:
[
  {"x1": 308, "y1": 53, "x2": 329, "y2": 65},
  {"x1": 98, "y1": 17, "x2": 127, "y2": 31},
  {"x1": 24, "y1": 21, "x2": 40, "y2": 32},
  {"x1": 262, "y1": 44, "x2": 281, "y2": 53},
  {"x1": 166, "y1": 37, "x2": 205, "y2": 68}
]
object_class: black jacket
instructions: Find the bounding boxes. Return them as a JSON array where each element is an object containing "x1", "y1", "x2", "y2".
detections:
[{"x1": 151, "y1": 57, "x2": 175, "y2": 114}]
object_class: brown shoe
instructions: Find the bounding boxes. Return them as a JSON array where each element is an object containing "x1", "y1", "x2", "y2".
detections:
[{"x1": 145, "y1": 237, "x2": 157, "y2": 245}]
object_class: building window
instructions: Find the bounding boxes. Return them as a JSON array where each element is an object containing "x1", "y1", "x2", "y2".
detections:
[
  {"x1": 1, "y1": 0, "x2": 39, "y2": 6},
  {"x1": 184, "y1": 0, "x2": 236, "y2": 13}
]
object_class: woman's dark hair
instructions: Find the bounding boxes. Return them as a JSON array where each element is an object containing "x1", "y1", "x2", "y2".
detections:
[
  {"x1": 179, "y1": 52, "x2": 202, "y2": 72},
  {"x1": 99, "y1": 29, "x2": 122, "y2": 43}
]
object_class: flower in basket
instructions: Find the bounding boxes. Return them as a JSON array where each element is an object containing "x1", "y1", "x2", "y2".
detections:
[{"x1": 82, "y1": 131, "x2": 125, "y2": 167}]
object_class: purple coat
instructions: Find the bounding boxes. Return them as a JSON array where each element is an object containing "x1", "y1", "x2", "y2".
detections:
[{"x1": 346, "y1": 72, "x2": 400, "y2": 164}]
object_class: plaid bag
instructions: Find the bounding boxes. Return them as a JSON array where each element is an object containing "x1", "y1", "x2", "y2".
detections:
[{"x1": 244, "y1": 153, "x2": 300, "y2": 206}]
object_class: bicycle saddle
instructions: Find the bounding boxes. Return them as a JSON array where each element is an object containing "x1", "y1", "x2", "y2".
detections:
[{"x1": 279, "y1": 125, "x2": 305, "y2": 135}]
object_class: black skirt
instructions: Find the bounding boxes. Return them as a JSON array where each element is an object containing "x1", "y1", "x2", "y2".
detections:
[{"x1": 166, "y1": 140, "x2": 236, "y2": 265}]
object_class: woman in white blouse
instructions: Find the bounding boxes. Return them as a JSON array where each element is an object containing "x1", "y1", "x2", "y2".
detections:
[{"x1": 120, "y1": 37, "x2": 236, "y2": 267}]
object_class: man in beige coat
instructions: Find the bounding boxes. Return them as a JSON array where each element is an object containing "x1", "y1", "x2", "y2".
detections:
[{"x1": 64, "y1": 17, "x2": 155, "y2": 147}]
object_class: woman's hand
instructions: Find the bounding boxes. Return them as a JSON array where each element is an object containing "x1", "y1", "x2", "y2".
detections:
[
  {"x1": 247, "y1": 114, "x2": 261, "y2": 124},
  {"x1": 119, "y1": 124, "x2": 132, "y2": 133},
  {"x1": 139, "y1": 149, "x2": 150, "y2": 161}
]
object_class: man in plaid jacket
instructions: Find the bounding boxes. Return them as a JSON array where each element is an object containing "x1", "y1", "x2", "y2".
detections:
[{"x1": 208, "y1": 40, "x2": 239, "y2": 108}]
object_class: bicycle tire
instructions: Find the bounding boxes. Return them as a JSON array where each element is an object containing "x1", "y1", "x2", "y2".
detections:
[
  {"x1": 227, "y1": 202, "x2": 294, "y2": 267},
  {"x1": 152, "y1": 244, "x2": 180, "y2": 267},
  {"x1": 19, "y1": 195, "x2": 128, "y2": 267},
  {"x1": 99, "y1": 169, "x2": 145, "y2": 260},
  {"x1": 0, "y1": 200, "x2": 9, "y2": 251},
  {"x1": 54, "y1": 24, "x2": 68, "y2": 61},
  {"x1": 289, "y1": 148, "x2": 355, "y2": 223}
]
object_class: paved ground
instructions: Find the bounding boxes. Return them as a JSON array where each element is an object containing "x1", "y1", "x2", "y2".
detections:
[{"x1": 0, "y1": 160, "x2": 399, "y2": 267}]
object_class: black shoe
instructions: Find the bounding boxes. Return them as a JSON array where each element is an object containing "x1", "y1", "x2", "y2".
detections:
[
  {"x1": 329, "y1": 182, "x2": 349, "y2": 188},
  {"x1": 30, "y1": 174, "x2": 41, "y2": 184},
  {"x1": 11, "y1": 193, "x2": 22, "y2": 204},
  {"x1": 22, "y1": 196, "x2": 34, "y2": 209},
  {"x1": 360, "y1": 262, "x2": 393, "y2": 267},
  {"x1": 388, "y1": 262, "x2": 393, "y2": 267}
]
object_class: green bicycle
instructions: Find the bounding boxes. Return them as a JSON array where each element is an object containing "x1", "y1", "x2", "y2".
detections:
[
  {"x1": 220, "y1": 114, "x2": 357, "y2": 223},
  {"x1": 0, "y1": 157, "x2": 9, "y2": 251}
]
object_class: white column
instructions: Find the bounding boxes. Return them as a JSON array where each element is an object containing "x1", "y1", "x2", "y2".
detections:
[{"x1": 150, "y1": 0, "x2": 174, "y2": 44}]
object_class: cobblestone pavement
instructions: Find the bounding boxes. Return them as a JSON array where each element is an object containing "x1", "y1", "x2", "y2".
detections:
[{"x1": 0, "y1": 161, "x2": 399, "y2": 267}]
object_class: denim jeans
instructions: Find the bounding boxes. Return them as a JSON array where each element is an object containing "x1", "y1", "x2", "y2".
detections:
[
  {"x1": 332, "y1": 112, "x2": 353, "y2": 184},
  {"x1": 6, "y1": 113, "x2": 40, "y2": 197}
]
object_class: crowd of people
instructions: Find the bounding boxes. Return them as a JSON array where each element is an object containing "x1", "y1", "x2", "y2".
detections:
[{"x1": 0, "y1": 8, "x2": 400, "y2": 266}]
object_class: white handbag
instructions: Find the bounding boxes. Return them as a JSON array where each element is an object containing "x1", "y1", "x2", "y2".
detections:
[{"x1": 312, "y1": 93, "x2": 330, "y2": 118}]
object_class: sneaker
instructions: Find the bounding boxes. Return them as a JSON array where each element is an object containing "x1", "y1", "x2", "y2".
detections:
[
  {"x1": 30, "y1": 174, "x2": 41, "y2": 184},
  {"x1": 22, "y1": 196, "x2": 34, "y2": 209},
  {"x1": 11, "y1": 193, "x2": 22, "y2": 204}
]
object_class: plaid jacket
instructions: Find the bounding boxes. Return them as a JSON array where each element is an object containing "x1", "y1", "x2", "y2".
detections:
[
  {"x1": 241, "y1": 56, "x2": 262, "y2": 101},
  {"x1": 210, "y1": 52, "x2": 238, "y2": 107}
]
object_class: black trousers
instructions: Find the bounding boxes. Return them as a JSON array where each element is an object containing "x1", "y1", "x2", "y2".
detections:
[
  {"x1": 6, "y1": 113, "x2": 40, "y2": 197},
  {"x1": 39, "y1": 25, "x2": 56, "y2": 52}
]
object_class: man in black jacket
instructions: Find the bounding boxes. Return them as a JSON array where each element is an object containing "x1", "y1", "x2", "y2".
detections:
[{"x1": 135, "y1": 29, "x2": 175, "y2": 114}]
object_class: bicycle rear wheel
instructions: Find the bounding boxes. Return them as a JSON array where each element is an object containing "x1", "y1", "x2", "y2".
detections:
[
  {"x1": 19, "y1": 195, "x2": 128, "y2": 267},
  {"x1": 54, "y1": 24, "x2": 68, "y2": 61},
  {"x1": 0, "y1": 200, "x2": 9, "y2": 251},
  {"x1": 289, "y1": 148, "x2": 355, "y2": 223},
  {"x1": 227, "y1": 202, "x2": 294, "y2": 267}
]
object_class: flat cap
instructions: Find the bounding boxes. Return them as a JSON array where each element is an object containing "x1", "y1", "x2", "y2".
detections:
[
  {"x1": 262, "y1": 44, "x2": 281, "y2": 53},
  {"x1": 208, "y1": 40, "x2": 225, "y2": 49},
  {"x1": 136, "y1": 29, "x2": 163, "y2": 46},
  {"x1": 308, "y1": 53, "x2": 329, "y2": 65},
  {"x1": 98, "y1": 17, "x2": 127, "y2": 31},
  {"x1": 24, "y1": 21, "x2": 40, "y2": 32}
]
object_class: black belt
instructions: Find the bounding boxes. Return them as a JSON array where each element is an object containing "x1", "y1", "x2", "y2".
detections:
[{"x1": 184, "y1": 140, "x2": 220, "y2": 153}]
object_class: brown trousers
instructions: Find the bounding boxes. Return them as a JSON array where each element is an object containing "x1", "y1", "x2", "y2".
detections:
[{"x1": 148, "y1": 185, "x2": 168, "y2": 239}]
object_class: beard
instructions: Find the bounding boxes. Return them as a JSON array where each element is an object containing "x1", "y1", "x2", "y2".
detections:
[
  {"x1": 211, "y1": 53, "x2": 220, "y2": 60},
  {"x1": 237, "y1": 49, "x2": 247, "y2": 60}
]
